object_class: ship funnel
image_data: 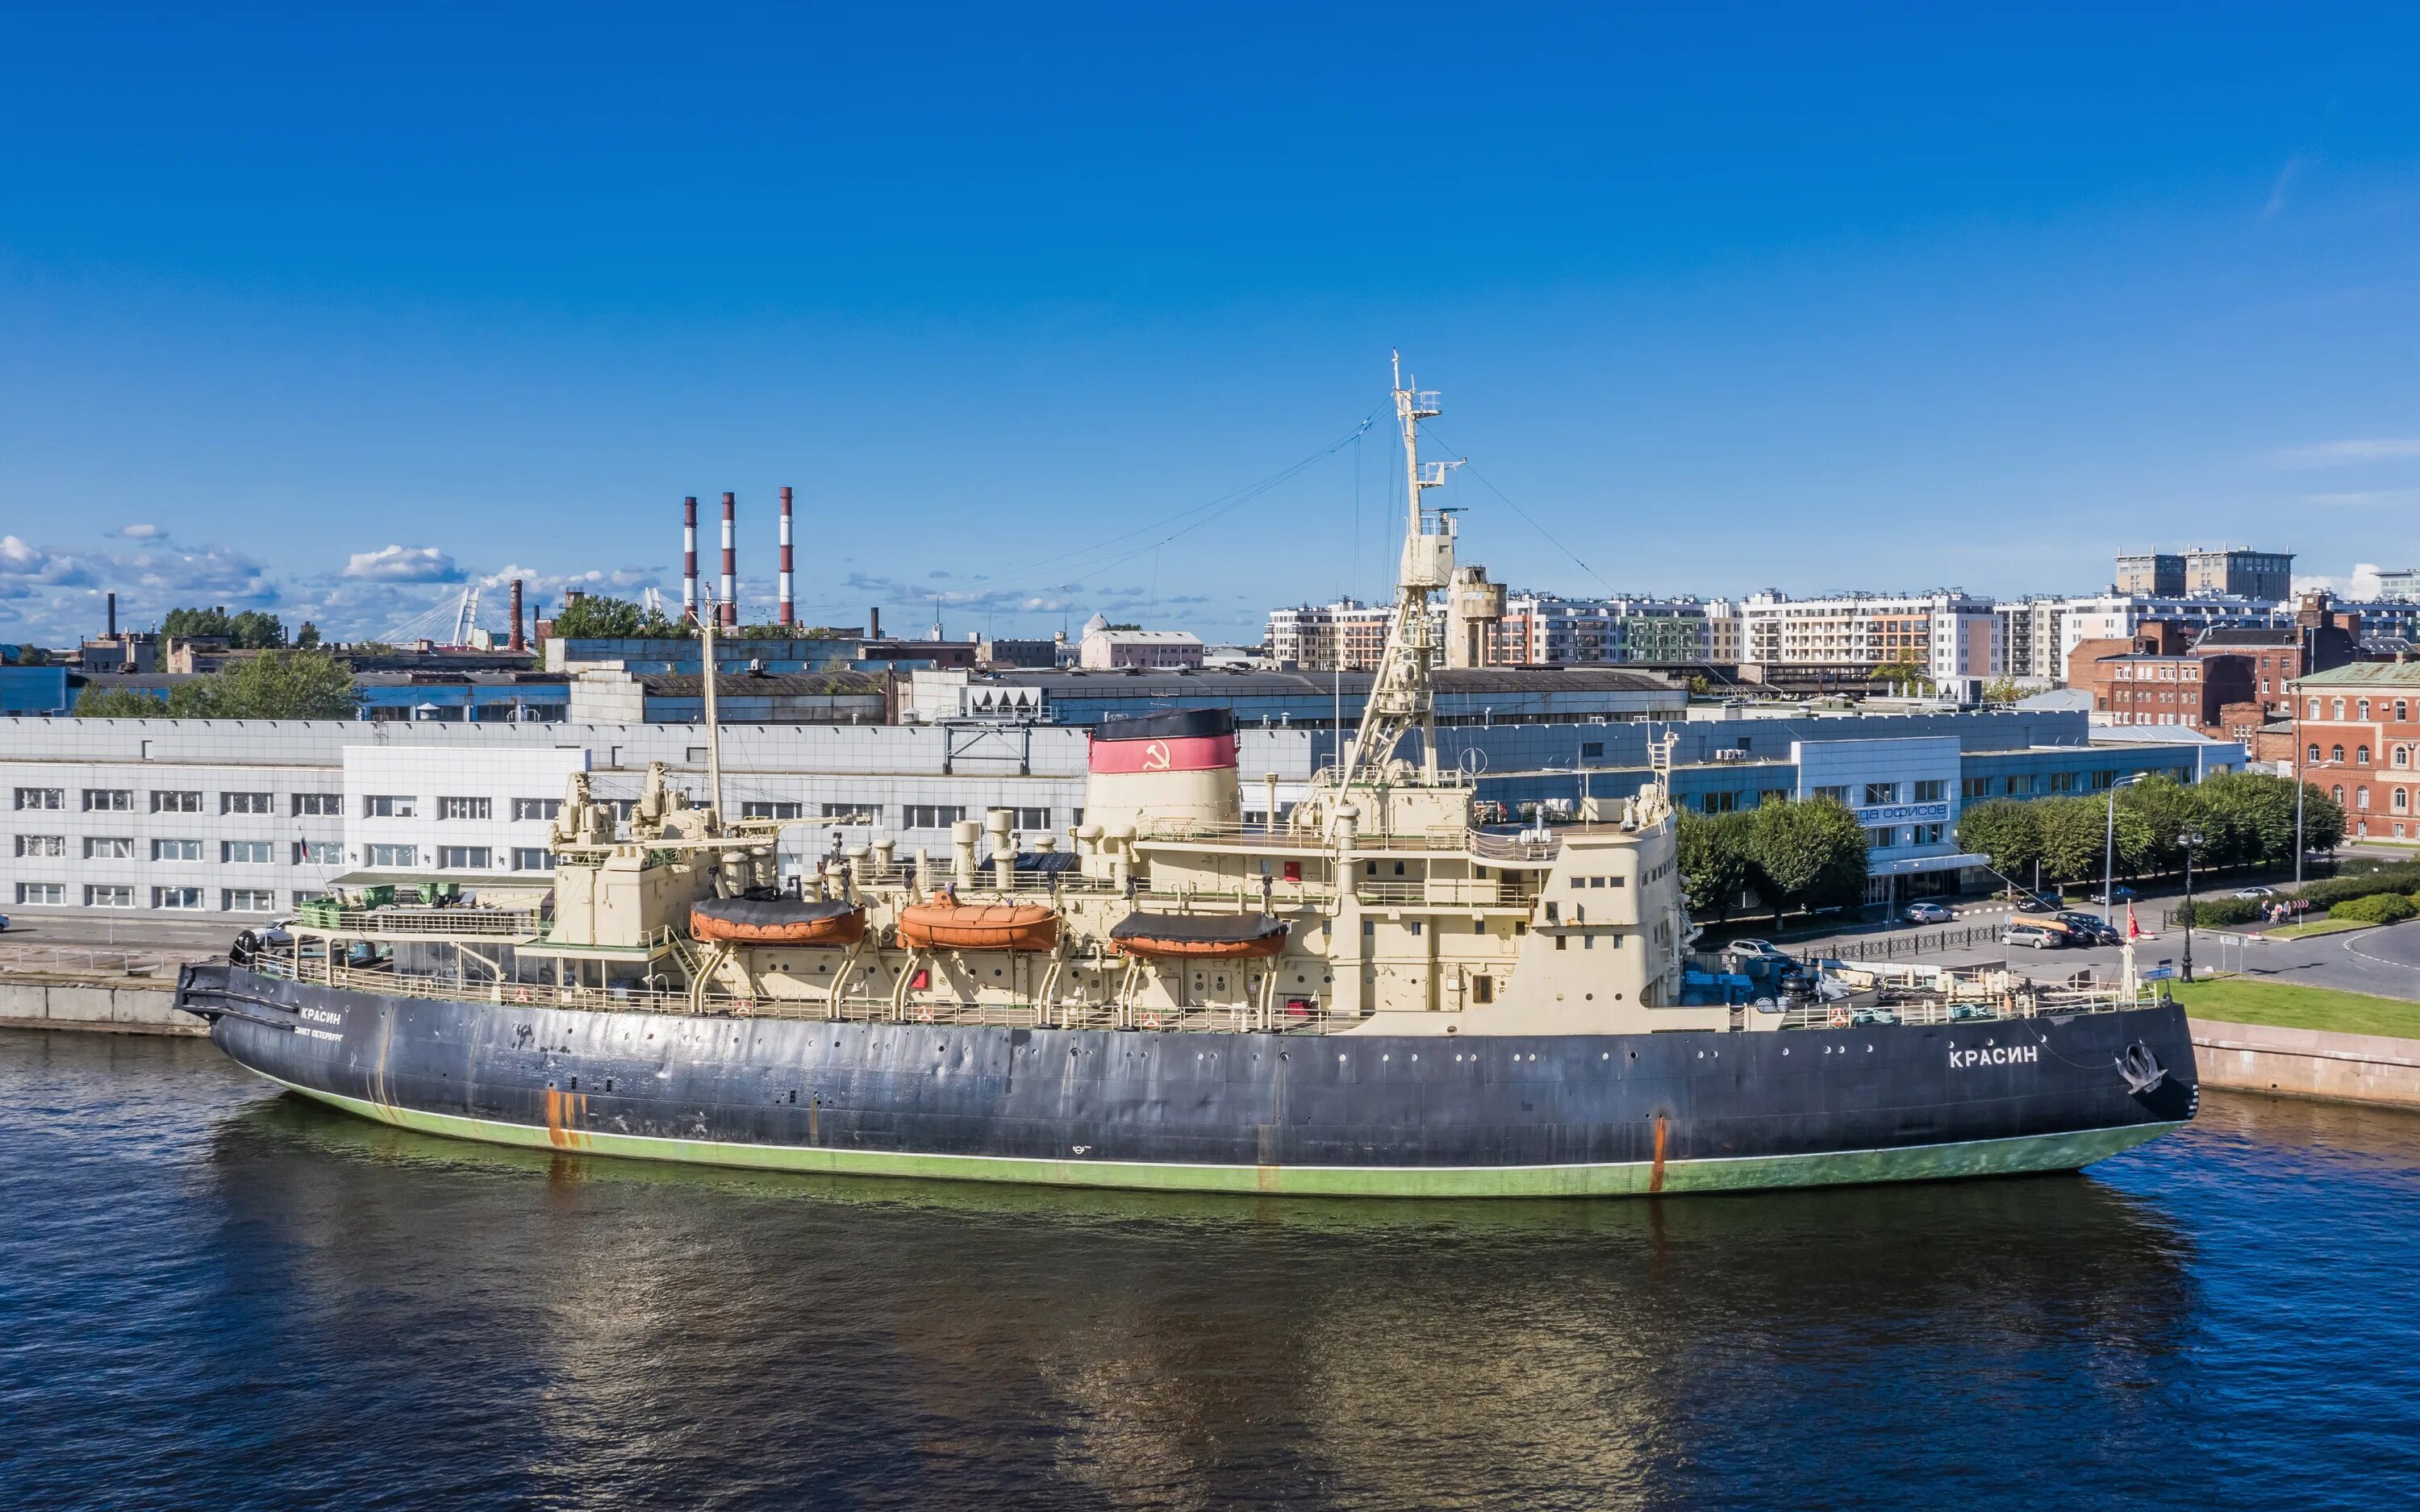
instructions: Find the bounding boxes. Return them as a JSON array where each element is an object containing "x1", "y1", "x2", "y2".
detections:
[{"x1": 1081, "y1": 708, "x2": 1241, "y2": 864}]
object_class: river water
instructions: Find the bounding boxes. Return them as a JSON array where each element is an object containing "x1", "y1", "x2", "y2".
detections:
[{"x1": 4, "y1": 1031, "x2": 2415, "y2": 1510}]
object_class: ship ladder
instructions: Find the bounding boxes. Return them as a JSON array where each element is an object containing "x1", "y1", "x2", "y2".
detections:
[
  {"x1": 891, "y1": 950, "x2": 924, "y2": 1023},
  {"x1": 1114, "y1": 956, "x2": 1143, "y2": 1031},
  {"x1": 825, "y1": 938, "x2": 868, "y2": 1022}
]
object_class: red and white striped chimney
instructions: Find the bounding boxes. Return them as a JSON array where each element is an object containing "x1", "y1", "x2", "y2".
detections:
[
  {"x1": 778, "y1": 485, "x2": 795, "y2": 626},
  {"x1": 682, "y1": 496, "x2": 699, "y2": 621},
  {"x1": 719, "y1": 491, "x2": 737, "y2": 626}
]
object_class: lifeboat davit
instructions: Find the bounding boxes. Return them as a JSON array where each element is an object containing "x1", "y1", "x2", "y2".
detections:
[
  {"x1": 1111, "y1": 911, "x2": 1289, "y2": 961},
  {"x1": 690, "y1": 896, "x2": 867, "y2": 947},
  {"x1": 896, "y1": 892, "x2": 1061, "y2": 952}
]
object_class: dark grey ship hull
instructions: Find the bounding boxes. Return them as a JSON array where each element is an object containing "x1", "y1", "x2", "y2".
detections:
[{"x1": 177, "y1": 962, "x2": 2196, "y2": 1197}]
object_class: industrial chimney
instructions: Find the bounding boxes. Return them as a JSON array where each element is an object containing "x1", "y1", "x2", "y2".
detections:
[
  {"x1": 778, "y1": 485, "x2": 795, "y2": 627},
  {"x1": 869, "y1": 606, "x2": 882, "y2": 639},
  {"x1": 106, "y1": 591, "x2": 116, "y2": 639},
  {"x1": 720, "y1": 491, "x2": 737, "y2": 627},
  {"x1": 509, "y1": 578, "x2": 526, "y2": 652},
  {"x1": 682, "y1": 496, "x2": 699, "y2": 621}
]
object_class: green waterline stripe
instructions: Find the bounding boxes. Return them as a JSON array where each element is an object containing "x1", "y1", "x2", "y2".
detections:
[{"x1": 255, "y1": 1072, "x2": 2182, "y2": 1198}]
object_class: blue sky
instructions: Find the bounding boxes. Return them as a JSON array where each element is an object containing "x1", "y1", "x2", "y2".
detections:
[{"x1": 4, "y1": 2, "x2": 2418, "y2": 645}]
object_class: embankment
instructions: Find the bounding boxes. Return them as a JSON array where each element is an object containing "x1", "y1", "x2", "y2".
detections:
[
  {"x1": 2188, "y1": 1017, "x2": 2420, "y2": 1110},
  {"x1": 0, "y1": 978, "x2": 201, "y2": 1037}
]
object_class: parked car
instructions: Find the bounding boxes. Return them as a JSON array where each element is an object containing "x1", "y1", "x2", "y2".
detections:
[
  {"x1": 2013, "y1": 893, "x2": 2059, "y2": 913},
  {"x1": 2087, "y1": 884, "x2": 2138, "y2": 905},
  {"x1": 2232, "y1": 885, "x2": 2276, "y2": 899},
  {"x1": 2054, "y1": 912, "x2": 2122, "y2": 945},
  {"x1": 1902, "y1": 902, "x2": 1955, "y2": 924},
  {"x1": 1721, "y1": 938, "x2": 1788, "y2": 963},
  {"x1": 2005, "y1": 923, "x2": 2063, "y2": 949},
  {"x1": 0, "y1": 910, "x2": 10, "y2": 931}
]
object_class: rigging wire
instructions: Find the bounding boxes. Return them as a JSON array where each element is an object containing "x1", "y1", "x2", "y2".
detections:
[{"x1": 1418, "y1": 423, "x2": 1619, "y2": 597}]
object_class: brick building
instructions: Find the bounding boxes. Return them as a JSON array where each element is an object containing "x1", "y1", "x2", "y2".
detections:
[{"x1": 2290, "y1": 662, "x2": 2420, "y2": 841}]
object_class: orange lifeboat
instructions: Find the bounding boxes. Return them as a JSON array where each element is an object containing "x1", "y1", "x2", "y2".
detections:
[
  {"x1": 896, "y1": 892, "x2": 1061, "y2": 952},
  {"x1": 1111, "y1": 912, "x2": 1289, "y2": 961},
  {"x1": 691, "y1": 897, "x2": 866, "y2": 947}
]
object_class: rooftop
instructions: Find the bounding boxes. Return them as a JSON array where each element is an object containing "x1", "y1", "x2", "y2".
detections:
[{"x1": 2292, "y1": 662, "x2": 2420, "y2": 688}]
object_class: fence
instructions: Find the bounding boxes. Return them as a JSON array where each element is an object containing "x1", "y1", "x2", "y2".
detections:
[
  {"x1": 0, "y1": 943, "x2": 214, "y2": 979},
  {"x1": 1805, "y1": 923, "x2": 2006, "y2": 964}
]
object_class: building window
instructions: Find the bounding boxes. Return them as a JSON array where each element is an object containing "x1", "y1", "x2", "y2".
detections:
[
  {"x1": 901, "y1": 805, "x2": 966, "y2": 830},
  {"x1": 512, "y1": 848, "x2": 553, "y2": 871},
  {"x1": 2396, "y1": 789, "x2": 2410, "y2": 813},
  {"x1": 14, "y1": 787, "x2": 64, "y2": 810},
  {"x1": 296, "y1": 840, "x2": 342, "y2": 865},
  {"x1": 1579, "y1": 741, "x2": 1604, "y2": 760},
  {"x1": 1700, "y1": 791, "x2": 1738, "y2": 813},
  {"x1": 437, "y1": 796, "x2": 491, "y2": 821},
  {"x1": 292, "y1": 891, "x2": 327, "y2": 909},
  {"x1": 1915, "y1": 823, "x2": 1944, "y2": 845},
  {"x1": 2334, "y1": 699, "x2": 2347, "y2": 719},
  {"x1": 2309, "y1": 744, "x2": 2322, "y2": 764},
  {"x1": 2333, "y1": 785, "x2": 2346, "y2": 804},
  {"x1": 82, "y1": 836, "x2": 133, "y2": 859},
  {"x1": 819, "y1": 802, "x2": 869, "y2": 820},
  {"x1": 1868, "y1": 827, "x2": 1897, "y2": 850},
  {"x1": 16, "y1": 882, "x2": 65, "y2": 906},
  {"x1": 436, "y1": 846, "x2": 493, "y2": 869},
  {"x1": 152, "y1": 887, "x2": 203, "y2": 910},
  {"x1": 511, "y1": 798, "x2": 561, "y2": 822},
  {"x1": 1012, "y1": 807, "x2": 1051, "y2": 831},
  {"x1": 223, "y1": 889, "x2": 276, "y2": 913},
  {"x1": 2398, "y1": 748, "x2": 2412, "y2": 769},
  {"x1": 151, "y1": 839, "x2": 202, "y2": 862},
  {"x1": 2307, "y1": 698, "x2": 2321, "y2": 719},
  {"x1": 1913, "y1": 779, "x2": 1946, "y2": 802},
  {"x1": 221, "y1": 791, "x2": 273, "y2": 814},
  {"x1": 741, "y1": 801, "x2": 804, "y2": 820},
  {"x1": 1813, "y1": 785, "x2": 1849, "y2": 804},
  {"x1": 222, "y1": 840, "x2": 274, "y2": 864},
  {"x1": 2359, "y1": 700, "x2": 2372, "y2": 720},
  {"x1": 367, "y1": 843, "x2": 417, "y2": 868},
  {"x1": 2332, "y1": 745, "x2": 2346, "y2": 764},
  {"x1": 1863, "y1": 782, "x2": 1897, "y2": 806},
  {"x1": 2359, "y1": 746, "x2": 2372, "y2": 765},
  {"x1": 85, "y1": 885, "x2": 135, "y2": 908},
  {"x1": 2049, "y1": 772, "x2": 2077, "y2": 793},
  {"x1": 293, "y1": 792, "x2": 343, "y2": 816},
  {"x1": 85, "y1": 789, "x2": 134, "y2": 812},
  {"x1": 2357, "y1": 788, "x2": 2372, "y2": 810},
  {"x1": 362, "y1": 794, "x2": 416, "y2": 818},
  {"x1": 1961, "y1": 777, "x2": 1989, "y2": 799},
  {"x1": 15, "y1": 835, "x2": 65, "y2": 858},
  {"x1": 2401, "y1": 702, "x2": 2411, "y2": 723},
  {"x1": 149, "y1": 789, "x2": 201, "y2": 813}
]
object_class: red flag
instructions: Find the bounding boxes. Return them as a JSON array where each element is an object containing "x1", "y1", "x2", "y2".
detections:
[{"x1": 2126, "y1": 903, "x2": 2142, "y2": 940}]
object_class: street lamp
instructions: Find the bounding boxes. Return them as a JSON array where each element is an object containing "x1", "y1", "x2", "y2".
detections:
[
  {"x1": 2295, "y1": 753, "x2": 2341, "y2": 889},
  {"x1": 2104, "y1": 771, "x2": 2149, "y2": 925},
  {"x1": 2177, "y1": 825, "x2": 2203, "y2": 982}
]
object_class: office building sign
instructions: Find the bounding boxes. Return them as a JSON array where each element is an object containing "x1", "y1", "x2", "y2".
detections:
[{"x1": 1853, "y1": 800, "x2": 1951, "y2": 828}]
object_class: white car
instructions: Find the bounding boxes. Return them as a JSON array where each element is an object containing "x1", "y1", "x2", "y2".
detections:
[
  {"x1": 2231, "y1": 886, "x2": 2276, "y2": 899},
  {"x1": 1902, "y1": 902, "x2": 1955, "y2": 924}
]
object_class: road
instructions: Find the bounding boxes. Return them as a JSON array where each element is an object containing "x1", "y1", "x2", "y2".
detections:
[{"x1": 1770, "y1": 909, "x2": 2420, "y2": 1002}]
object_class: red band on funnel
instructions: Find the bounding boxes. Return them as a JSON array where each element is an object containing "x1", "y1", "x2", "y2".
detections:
[{"x1": 1087, "y1": 732, "x2": 1237, "y2": 774}]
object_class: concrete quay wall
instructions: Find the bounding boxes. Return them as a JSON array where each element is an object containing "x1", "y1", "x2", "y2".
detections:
[
  {"x1": 2189, "y1": 1017, "x2": 2420, "y2": 1110},
  {"x1": 0, "y1": 979, "x2": 202, "y2": 1037}
]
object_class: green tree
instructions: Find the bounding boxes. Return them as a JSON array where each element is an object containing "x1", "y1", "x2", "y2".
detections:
[
  {"x1": 544, "y1": 594, "x2": 674, "y2": 639},
  {"x1": 2033, "y1": 796, "x2": 2111, "y2": 885},
  {"x1": 1871, "y1": 658, "x2": 1934, "y2": 696},
  {"x1": 1676, "y1": 808, "x2": 1758, "y2": 921},
  {"x1": 294, "y1": 621, "x2": 321, "y2": 649},
  {"x1": 160, "y1": 606, "x2": 284, "y2": 648},
  {"x1": 77, "y1": 650, "x2": 357, "y2": 720},
  {"x1": 1978, "y1": 677, "x2": 2026, "y2": 704},
  {"x1": 1749, "y1": 797, "x2": 1870, "y2": 914},
  {"x1": 1955, "y1": 798, "x2": 2042, "y2": 880},
  {"x1": 2295, "y1": 781, "x2": 2347, "y2": 855}
]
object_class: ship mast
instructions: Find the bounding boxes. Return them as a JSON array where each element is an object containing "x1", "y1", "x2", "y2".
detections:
[
  {"x1": 1336, "y1": 352, "x2": 1459, "y2": 798},
  {"x1": 698, "y1": 601, "x2": 725, "y2": 827}
]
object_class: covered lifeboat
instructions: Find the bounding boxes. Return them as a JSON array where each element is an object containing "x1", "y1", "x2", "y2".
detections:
[
  {"x1": 691, "y1": 896, "x2": 867, "y2": 947},
  {"x1": 1111, "y1": 911, "x2": 1290, "y2": 961},
  {"x1": 896, "y1": 892, "x2": 1061, "y2": 952}
]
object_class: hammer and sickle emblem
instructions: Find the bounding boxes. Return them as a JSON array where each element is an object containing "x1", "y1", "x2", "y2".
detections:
[{"x1": 1141, "y1": 740, "x2": 1171, "y2": 771}]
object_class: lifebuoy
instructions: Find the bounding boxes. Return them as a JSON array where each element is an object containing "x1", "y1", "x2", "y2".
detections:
[
  {"x1": 1142, "y1": 1011, "x2": 1161, "y2": 1030},
  {"x1": 514, "y1": 987, "x2": 532, "y2": 1004},
  {"x1": 916, "y1": 1004, "x2": 934, "y2": 1024},
  {"x1": 1827, "y1": 1005, "x2": 1850, "y2": 1029}
]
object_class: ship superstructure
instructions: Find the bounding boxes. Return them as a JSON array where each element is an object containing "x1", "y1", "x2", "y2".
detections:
[{"x1": 177, "y1": 359, "x2": 2198, "y2": 1195}]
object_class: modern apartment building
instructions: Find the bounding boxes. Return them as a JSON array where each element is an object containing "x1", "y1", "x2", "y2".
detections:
[
  {"x1": 2185, "y1": 548, "x2": 2293, "y2": 603},
  {"x1": 1266, "y1": 599, "x2": 1399, "y2": 670},
  {"x1": 1734, "y1": 592, "x2": 2000, "y2": 683},
  {"x1": 2054, "y1": 594, "x2": 2284, "y2": 673},
  {"x1": 2113, "y1": 552, "x2": 2186, "y2": 597}
]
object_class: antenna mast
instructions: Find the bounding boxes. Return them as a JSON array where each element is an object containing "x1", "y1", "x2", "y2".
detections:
[{"x1": 1336, "y1": 352, "x2": 1460, "y2": 800}]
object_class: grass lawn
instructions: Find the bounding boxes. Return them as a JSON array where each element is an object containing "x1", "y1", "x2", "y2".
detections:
[
  {"x1": 2170, "y1": 977, "x2": 2420, "y2": 1039},
  {"x1": 2263, "y1": 917, "x2": 2380, "y2": 940}
]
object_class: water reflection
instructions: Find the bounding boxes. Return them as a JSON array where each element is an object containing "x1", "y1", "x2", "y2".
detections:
[{"x1": 203, "y1": 1093, "x2": 2203, "y2": 1510}]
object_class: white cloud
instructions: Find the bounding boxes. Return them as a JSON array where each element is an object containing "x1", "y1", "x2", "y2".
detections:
[
  {"x1": 0, "y1": 535, "x2": 94, "y2": 586},
  {"x1": 2268, "y1": 439, "x2": 2420, "y2": 468},
  {"x1": 2293, "y1": 564, "x2": 2387, "y2": 600},
  {"x1": 113, "y1": 523, "x2": 165, "y2": 539},
  {"x1": 344, "y1": 544, "x2": 463, "y2": 581}
]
